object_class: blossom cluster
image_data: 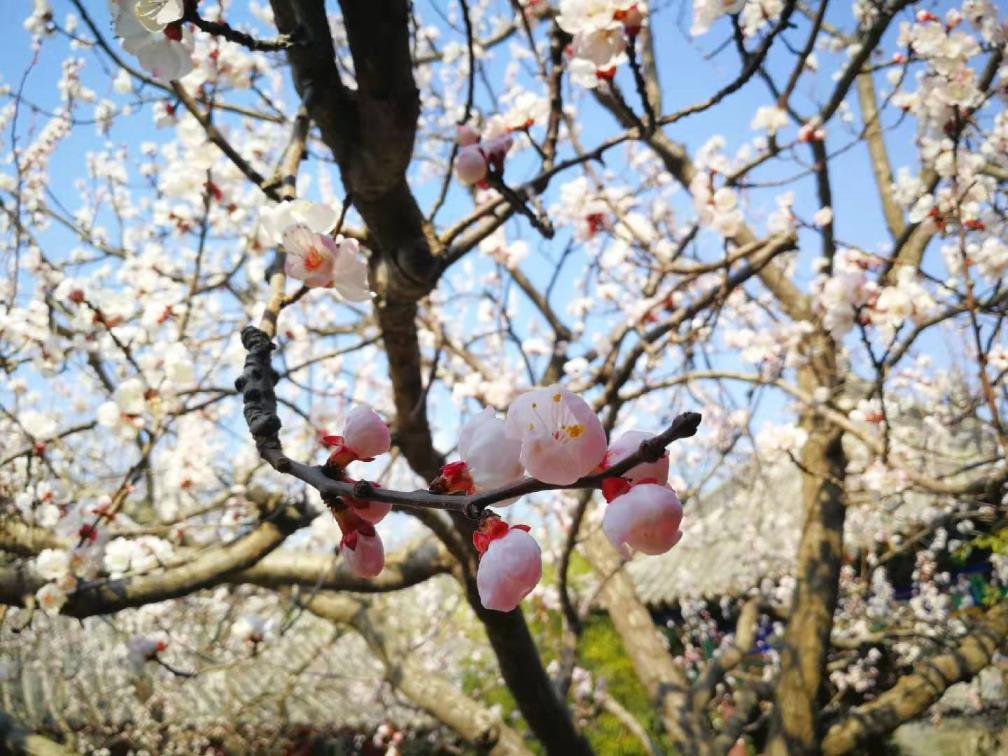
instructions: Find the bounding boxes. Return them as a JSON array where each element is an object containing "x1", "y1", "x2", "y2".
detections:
[
  {"x1": 453, "y1": 124, "x2": 514, "y2": 187},
  {"x1": 557, "y1": 0, "x2": 646, "y2": 88},
  {"x1": 429, "y1": 385, "x2": 685, "y2": 611},
  {"x1": 321, "y1": 405, "x2": 395, "y2": 578}
]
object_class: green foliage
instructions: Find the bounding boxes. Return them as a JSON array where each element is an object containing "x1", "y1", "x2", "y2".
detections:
[
  {"x1": 457, "y1": 581, "x2": 670, "y2": 755},
  {"x1": 577, "y1": 613, "x2": 668, "y2": 755},
  {"x1": 952, "y1": 528, "x2": 1008, "y2": 608}
]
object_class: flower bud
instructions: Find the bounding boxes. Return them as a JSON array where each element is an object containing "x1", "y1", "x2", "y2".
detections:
[
  {"x1": 455, "y1": 146, "x2": 488, "y2": 186},
  {"x1": 602, "y1": 482, "x2": 683, "y2": 559},
  {"x1": 475, "y1": 517, "x2": 542, "y2": 612}
]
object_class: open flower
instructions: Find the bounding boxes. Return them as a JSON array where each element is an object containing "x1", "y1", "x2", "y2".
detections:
[
  {"x1": 281, "y1": 224, "x2": 371, "y2": 300},
  {"x1": 327, "y1": 235, "x2": 372, "y2": 302},
  {"x1": 602, "y1": 482, "x2": 683, "y2": 558},
  {"x1": 475, "y1": 516, "x2": 542, "y2": 612},
  {"x1": 504, "y1": 385, "x2": 607, "y2": 485},
  {"x1": 282, "y1": 224, "x2": 337, "y2": 288},
  {"x1": 111, "y1": 0, "x2": 192, "y2": 81},
  {"x1": 322, "y1": 404, "x2": 391, "y2": 467}
]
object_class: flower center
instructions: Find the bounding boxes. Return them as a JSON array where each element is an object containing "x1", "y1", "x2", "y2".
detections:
[
  {"x1": 304, "y1": 247, "x2": 324, "y2": 270},
  {"x1": 552, "y1": 423, "x2": 585, "y2": 441}
]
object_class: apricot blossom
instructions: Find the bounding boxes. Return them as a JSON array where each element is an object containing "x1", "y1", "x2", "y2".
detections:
[{"x1": 504, "y1": 385, "x2": 607, "y2": 485}]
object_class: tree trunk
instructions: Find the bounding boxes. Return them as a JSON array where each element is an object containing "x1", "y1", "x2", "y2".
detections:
[
  {"x1": 766, "y1": 340, "x2": 847, "y2": 755},
  {"x1": 582, "y1": 527, "x2": 711, "y2": 754}
]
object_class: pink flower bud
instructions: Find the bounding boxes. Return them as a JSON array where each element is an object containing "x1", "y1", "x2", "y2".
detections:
[
  {"x1": 602, "y1": 482, "x2": 683, "y2": 559},
  {"x1": 457, "y1": 124, "x2": 481, "y2": 146},
  {"x1": 504, "y1": 385, "x2": 607, "y2": 485},
  {"x1": 455, "y1": 146, "x2": 488, "y2": 186},
  {"x1": 346, "y1": 489, "x2": 392, "y2": 524},
  {"x1": 430, "y1": 460, "x2": 475, "y2": 494},
  {"x1": 341, "y1": 528, "x2": 385, "y2": 578},
  {"x1": 481, "y1": 134, "x2": 513, "y2": 171},
  {"x1": 475, "y1": 518, "x2": 542, "y2": 612},
  {"x1": 605, "y1": 430, "x2": 669, "y2": 485},
  {"x1": 615, "y1": 4, "x2": 645, "y2": 37},
  {"x1": 458, "y1": 408, "x2": 524, "y2": 492},
  {"x1": 343, "y1": 404, "x2": 391, "y2": 460}
]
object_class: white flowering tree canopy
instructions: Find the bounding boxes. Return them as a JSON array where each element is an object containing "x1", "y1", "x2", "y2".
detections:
[{"x1": 2, "y1": 0, "x2": 1007, "y2": 753}]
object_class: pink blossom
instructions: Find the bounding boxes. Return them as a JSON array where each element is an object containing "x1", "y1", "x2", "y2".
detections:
[
  {"x1": 112, "y1": 0, "x2": 192, "y2": 81},
  {"x1": 322, "y1": 404, "x2": 391, "y2": 466},
  {"x1": 481, "y1": 133, "x2": 513, "y2": 171},
  {"x1": 338, "y1": 520, "x2": 385, "y2": 580},
  {"x1": 327, "y1": 236, "x2": 372, "y2": 302},
  {"x1": 605, "y1": 430, "x2": 670, "y2": 484},
  {"x1": 458, "y1": 408, "x2": 525, "y2": 491},
  {"x1": 602, "y1": 482, "x2": 683, "y2": 558},
  {"x1": 282, "y1": 224, "x2": 338, "y2": 288},
  {"x1": 457, "y1": 124, "x2": 481, "y2": 146},
  {"x1": 344, "y1": 404, "x2": 391, "y2": 458},
  {"x1": 127, "y1": 634, "x2": 167, "y2": 671},
  {"x1": 346, "y1": 487, "x2": 392, "y2": 524},
  {"x1": 281, "y1": 224, "x2": 372, "y2": 300},
  {"x1": 504, "y1": 385, "x2": 607, "y2": 485},
  {"x1": 455, "y1": 146, "x2": 488, "y2": 186},
  {"x1": 475, "y1": 517, "x2": 542, "y2": 612}
]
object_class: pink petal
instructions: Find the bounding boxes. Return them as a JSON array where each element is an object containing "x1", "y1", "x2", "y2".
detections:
[
  {"x1": 607, "y1": 430, "x2": 669, "y2": 484},
  {"x1": 342, "y1": 532, "x2": 385, "y2": 577},
  {"x1": 343, "y1": 405, "x2": 391, "y2": 459},
  {"x1": 602, "y1": 483, "x2": 683, "y2": 558},
  {"x1": 476, "y1": 529, "x2": 542, "y2": 612}
]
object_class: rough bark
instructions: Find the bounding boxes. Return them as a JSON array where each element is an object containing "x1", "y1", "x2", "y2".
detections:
[
  {"x1": 766, "y1": 335, "x2": 848, "y2": 755},
  {"x1": 0, "y1": 709, "x2": 71, "y2": 756},
  {"x1": 0, "y1": 498, "x2": 309, "y2": 617},
  {"x1": 234, "y1": 540, "x2": 453, "y2": 592},
  {"x1": 268, "y1": 3, "x2": 589, "y2": 752}
]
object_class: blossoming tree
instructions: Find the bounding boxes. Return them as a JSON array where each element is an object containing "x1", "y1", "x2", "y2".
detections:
[{"x1": 2, "y1": 0, "x2": 1007, "y2": 753}]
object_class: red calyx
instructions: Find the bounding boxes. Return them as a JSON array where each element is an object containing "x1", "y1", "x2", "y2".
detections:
[
  {"x1": 336, "y1": 509, "x2": 377, "y2": 550},
  {"x1": 595, "y1": 67, "x2": 617, "y2": 82},
  {"x1": 322, "y1": 434, "x2": 359, "y2": 467},
  {"x1": 602, "y1": 477, "x2": 632, "y2": 502},
  {"x1": 163, "y1": 22, "x2": 183, "y2": 42},
  {"x1": 79, "y1": 523, "x2": 98, "y2": 543},
  {"x1": 585, "y1": 212, "x2": 606, "y2": 237},
  {"x1": 432, "y1": 460, "x2": 475, "y2": 495},
  {"x1": 473, "y1": 515, "x2": 513, "y2": 555}
]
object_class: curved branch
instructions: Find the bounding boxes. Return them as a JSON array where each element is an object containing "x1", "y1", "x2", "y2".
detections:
[
  {"x1": 822, "y1": 601, "x2": 1008, "y2": 755},
  {"x1": 234, "y1": 540, "x2": 454, "y2": 592},
  {"x1": 0, "y1": 499, "x2": 310, "y2": 616}
]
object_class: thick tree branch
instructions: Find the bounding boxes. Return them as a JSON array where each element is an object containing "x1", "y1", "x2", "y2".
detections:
[{"x1": 822, "y1": 601, "x2": 1008, "y2": 754}]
